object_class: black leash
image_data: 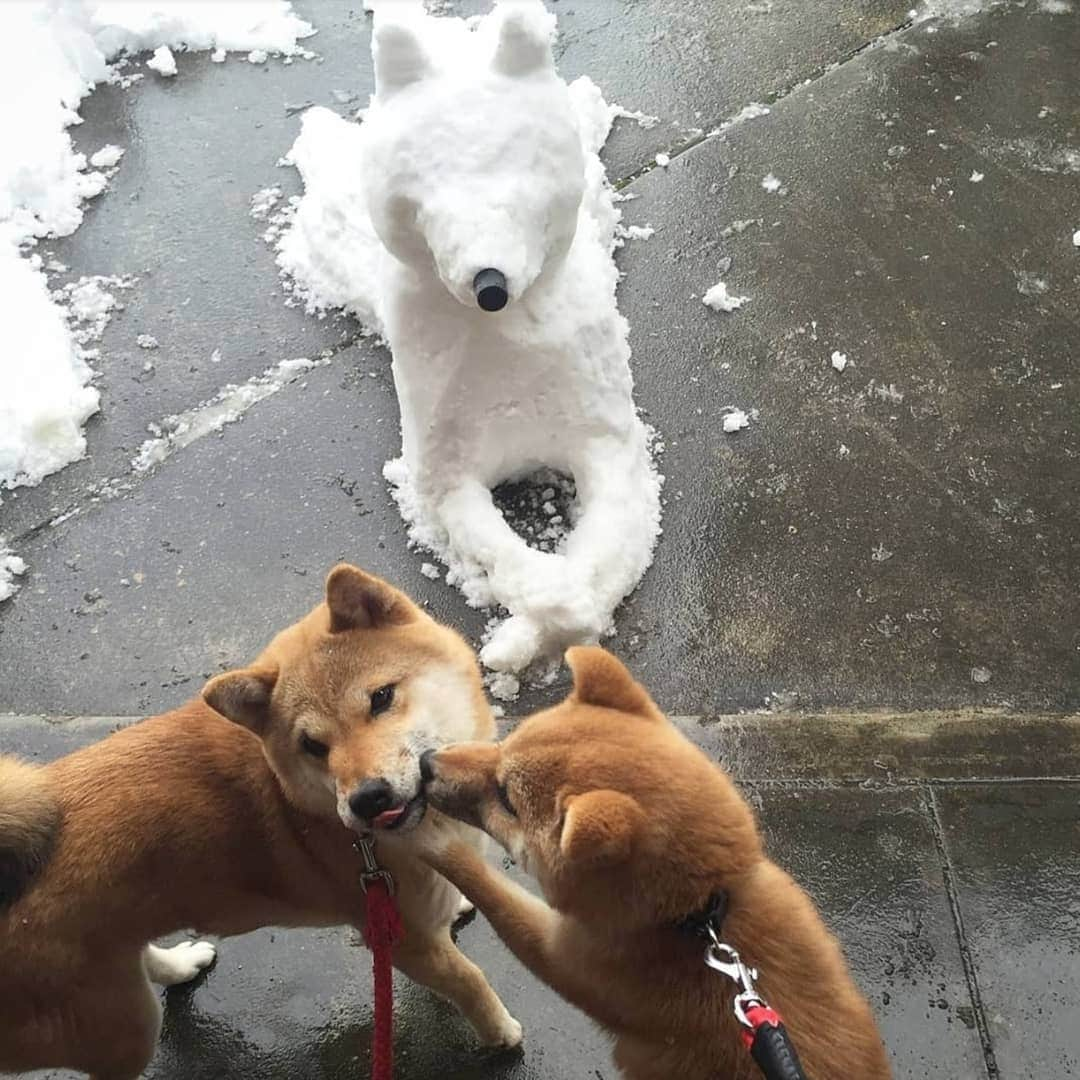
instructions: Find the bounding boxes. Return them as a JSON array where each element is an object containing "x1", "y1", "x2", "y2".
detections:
[{"x1": 680, "y1": 893, "x2": 809, "y2": 1080}]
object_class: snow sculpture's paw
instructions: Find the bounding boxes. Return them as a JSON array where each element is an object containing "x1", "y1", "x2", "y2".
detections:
[{"x1": 480, "y1": 614, "x2": 543, "y2": 673}]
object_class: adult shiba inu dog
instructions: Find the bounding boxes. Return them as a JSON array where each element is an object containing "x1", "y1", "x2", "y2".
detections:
[
  {"x1": 0, "y1": 565, "x2": 520, "y2": 1079},
  {"x1": 412, "y1": 647, "x2": 892, "y2": 1080}
]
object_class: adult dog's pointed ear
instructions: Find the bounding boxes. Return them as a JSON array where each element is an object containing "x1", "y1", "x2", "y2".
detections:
[
  {"x1": 373, "y1": 9, "x2": 431, "y2": 97},
  {"x1": 202, "y1": 666, "x2": 278, "y2": 733},
  {"x1": 492, "y1": 0, "x2": 556, "y2": 77},
  {"x1": 560, "y1": 790, "x2": 647, "y2": 866},
  {"x1": 325, "y1": 564, "x2": 419, "y2": 633},
  {"x1": 565, "y1": 646, "x2": 659, "y2": 718}
]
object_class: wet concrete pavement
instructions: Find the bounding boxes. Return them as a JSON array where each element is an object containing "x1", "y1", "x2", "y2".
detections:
[
  {"x1": 9, "y1": 711, "x2": 1078, "y2": 1080},
  {"x1": 2, "y1": 0, "x2": 1079, "y2": 1076}
]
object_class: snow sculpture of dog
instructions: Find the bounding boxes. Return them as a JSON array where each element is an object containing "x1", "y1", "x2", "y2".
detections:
[{"x1": 280, "y1": 0, "x2": 661, "y2": 673}]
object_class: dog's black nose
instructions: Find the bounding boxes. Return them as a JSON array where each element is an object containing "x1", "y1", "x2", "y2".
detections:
[
  {"x1": 473, "y1": 268, "x2": 508, "y2": 312},
  {"x1": 419, "y1": 749, "x2": 437, "y2": 784},
  {"x1": 349, "y1": 778, "x2": 395, "y2": 820}
]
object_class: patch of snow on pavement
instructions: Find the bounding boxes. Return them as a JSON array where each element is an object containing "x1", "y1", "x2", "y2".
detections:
[
  {"x1": 761, "y1": 173, "x2": 782, "y2": 193},
  {"x1": 655, "y1": 153, "x2": 671, "y2": 168},
  {"x1": 831, "y1": 350, "x2": 849, "y2": 372},
  {"x1": 722, "y1": 410, "x2": 751, "y2": 433},
  {"x1": 703, "y1": 281, "x2": 750, "y2": 312},
  {"x1": 613, "y1": 106, "x2": 661, "y2": 129},
  {"x1": 132, "y1": 355, "x2": 327, "y2": 473},
  {"x1": 485, "y1": 671, "x2": 521, "y2": 703},
  {"x1": 0, "y1": 542, "x2": 27, "y2": 603},
  {"x1": 147, "y1": 45, "x2": 177, "y2": 76},
  {"x1": 1073, "y1": 229, "x2": 1080, "y2": 248},
  {"x1": 0, "y1": 0, "x2": 315, "y2": 501},
  {"x1": 89, "y1": 144, "x2": 125, "y2": 169},
  {"x1": 708, "y1": 101, "x2": 770, "y2": 137},
  {"x1": 616, "y1": 223, "x2": 655, "y2": 243}
]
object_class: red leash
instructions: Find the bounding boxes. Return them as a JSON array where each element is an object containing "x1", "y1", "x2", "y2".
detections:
[{"x1": 357, "y1": 838, "x2": 404, "y2": 1080}]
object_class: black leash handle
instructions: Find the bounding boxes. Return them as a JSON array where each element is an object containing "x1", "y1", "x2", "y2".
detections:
[{"x1": 748, "y1": 1011, "x2": 807, "y2": 1080}]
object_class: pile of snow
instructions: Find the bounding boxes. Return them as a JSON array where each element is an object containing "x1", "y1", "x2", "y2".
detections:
[
  {"x1": 722, "y1": 410, "x2": 751, "y2": 434},
  {"x1": 146, "y1": 44, "x2": 178, "y2": 76},
  {"x1": 703, "y1": 280, "x2": 750, "y2": 313},
  {"x1": 0, "y1": 1, "x2": 314, "y2": 502},
  {"x1": 0, "y1": 1, "x2": 315, "y2": 601},
  {"x1": 276, "y1": 1, "x2": 662, "y2": 675},
  {"x1": 0, "y1": 543, "x2": 27, "y2": 603}
]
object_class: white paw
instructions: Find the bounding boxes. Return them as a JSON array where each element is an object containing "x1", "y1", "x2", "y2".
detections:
[
  {"x1": 150, "y1": 940, "x2": 217, "y2": 985},
  {"x1": 479, "y1": 1010, "x2": 523, "y2": 1050},
  {"x1": 455, "y1": 893, "x2": 475, "y2": 919},
  {"x1": 493, "y1": 1014, "x2": 524, "y2": 1049}
]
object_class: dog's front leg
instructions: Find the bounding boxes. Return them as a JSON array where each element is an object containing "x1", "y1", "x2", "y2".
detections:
[
  {"x1": 422, "y1": 840, "x2": 587, "y2": 1007},
  {"x1": 393, "y1": 928, "x2": 522, "y2": 1049}
]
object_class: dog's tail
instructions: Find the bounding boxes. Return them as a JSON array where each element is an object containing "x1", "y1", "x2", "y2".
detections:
[{"x1": 0, "y1": 757, "x2": 60, "y2": 909}]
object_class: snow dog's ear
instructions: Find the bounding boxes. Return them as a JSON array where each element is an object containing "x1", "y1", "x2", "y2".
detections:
[
  {"x1": 492, "y1": 0, "x2": 556, "y2": 77},
  {"x1": 372, "y1": 7, "x2": 431, "y2": 97}
]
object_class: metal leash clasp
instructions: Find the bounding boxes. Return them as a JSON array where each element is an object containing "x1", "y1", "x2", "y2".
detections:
[
  {"x1": 354, "y1": 836, "x2": 396, "y2": 895},
  {"x1": 704, "y1": 930, "x2": 766, "y2": 1029}
]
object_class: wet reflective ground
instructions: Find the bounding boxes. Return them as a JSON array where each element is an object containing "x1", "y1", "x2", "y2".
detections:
[{"x1": 2, "y1": 0, "x2": 1078, "y2": 1076}]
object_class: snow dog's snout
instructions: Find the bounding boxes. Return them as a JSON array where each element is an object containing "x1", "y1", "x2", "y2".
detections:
[{"x1": 473, "y1": 269, "x2": 508, "y2": 313}]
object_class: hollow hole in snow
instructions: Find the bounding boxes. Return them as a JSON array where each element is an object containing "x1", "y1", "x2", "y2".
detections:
[{"x1": 491, "y1": 468, "x2": 578, "y2": 554}]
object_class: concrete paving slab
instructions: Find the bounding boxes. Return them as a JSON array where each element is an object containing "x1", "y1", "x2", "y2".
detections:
[
  {"x1": 935, "y1": 783, "x2": 1080, "y2": 1079},
  {"x1": 609, "y1": 5, "x2": 1080, "y2": 714},
  {"x1": 754, "y1": 785, "x2": 988, "y2": 1079}
]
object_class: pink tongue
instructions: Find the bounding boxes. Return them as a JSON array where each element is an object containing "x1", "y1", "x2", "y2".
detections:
[{"x1": 374, "y1": 806, "x2": 406, "y2": 828}]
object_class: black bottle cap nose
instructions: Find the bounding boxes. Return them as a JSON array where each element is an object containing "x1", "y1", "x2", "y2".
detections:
[{"x1": 473, "y1": 268, "x2": 508, "y2": 312}]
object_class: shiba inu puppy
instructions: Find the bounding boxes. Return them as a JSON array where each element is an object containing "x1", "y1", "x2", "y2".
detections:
[
  {"x1": 413, "y1": 646, "x2": 892, "y2": 1080},
  {"x1": 0, "y1": 565, "x2": 519, "y2": 1079}
]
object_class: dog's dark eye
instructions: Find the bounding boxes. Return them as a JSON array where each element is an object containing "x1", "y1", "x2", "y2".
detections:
[
  {"x1": 370, "y1": 684, "x2": 395, "y2": 716},
  {"x1": 495, "y1": 780, "x2": 517, "y2": 817},
  {"x1": 300, "y1": 733, "x2": 329, "y2": 759}
]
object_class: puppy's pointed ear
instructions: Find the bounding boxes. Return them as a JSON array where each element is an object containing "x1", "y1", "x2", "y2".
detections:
[
  {"x1": 325, "y1": 564, "x2": 419, "y2": 633},
  {"x1": 565, "y1": 646, "x2": 658, "y2": 718},
  {"x1": 373, "y1": 9, "x2": 431, "y2": 97},
  {"x1": 492, "y1": 1, "x2": 555, "y2": 76},
  {"x1": 560, "y1": 790, "x2": 646, "y2": 866},
  {"x1": 202, "y1": 666, "x2": 278, "y2": 733}
]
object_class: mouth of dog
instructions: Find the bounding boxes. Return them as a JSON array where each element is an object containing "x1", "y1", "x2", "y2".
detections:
[{"x1": 372, "y1": 792, "x2": 427, "y2": 832}]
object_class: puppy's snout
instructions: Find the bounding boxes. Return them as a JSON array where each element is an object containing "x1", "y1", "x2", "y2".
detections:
[
  {"x1": 473, "y1": 268, "x2": 508, "y2": 312},
  {"x1": 348, "y1": 778, "x2": 395, "y2": 820},
  {"x1": 419, "y1": 749, "x2": 438, "y2": 784}
]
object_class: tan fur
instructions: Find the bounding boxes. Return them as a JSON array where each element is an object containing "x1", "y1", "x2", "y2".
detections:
[
  {"x1": 415, "y1": 646, "x2": 893, "y2": 1080},
  {"x1": 0, "y1": 758, "x2": 61, "y2": 909},
  {"x1": 0, "y1": 565, "x2": 519, "y2": 1079}
]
